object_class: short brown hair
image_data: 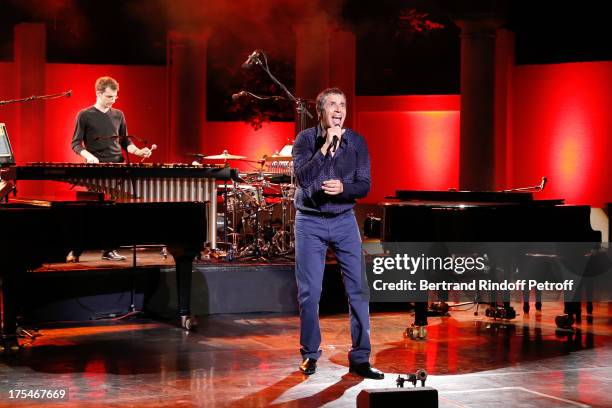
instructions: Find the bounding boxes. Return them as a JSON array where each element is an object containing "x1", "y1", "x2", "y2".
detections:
[
  {"x1": 95, "y1": 76, "x2": 119, "y2": 93},
  {"x1": 315, "y1": 87, "x2": 346, "y2": 118}
]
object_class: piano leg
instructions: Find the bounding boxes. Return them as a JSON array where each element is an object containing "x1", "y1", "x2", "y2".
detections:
[
  {"x1": 405, "y1": 302, "x2": 428, "y2": 340},
  {"x1": 0, "y1": 267, "x2": 21, "y2": 352},
  {"x1": 172, "y1": 252, "x2": 197, "y2": 331}
]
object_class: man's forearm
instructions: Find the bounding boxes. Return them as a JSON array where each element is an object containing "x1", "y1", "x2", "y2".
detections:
[{"x1": 126, "y1": 144, "x2": 139, "y2": 155}]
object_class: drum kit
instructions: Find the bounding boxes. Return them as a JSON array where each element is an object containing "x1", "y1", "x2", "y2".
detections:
[{"x1": 197, "y1": 147, "x2": 295, "y2": 260}]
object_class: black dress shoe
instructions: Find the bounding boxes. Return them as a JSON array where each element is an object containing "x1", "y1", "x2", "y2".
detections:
[
  {"x1": 299, "y1": 358, "x2": 317, "y2": 375},
  {"x1": 523, "y1": 302, "x2": 530, "y2": 313},
  {"x1": 349, "y1": 362, "x2": 385, "y2": 380}
]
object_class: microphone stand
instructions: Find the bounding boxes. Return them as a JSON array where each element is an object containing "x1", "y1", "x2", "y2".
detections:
[
  {"x1": 0, "y1": 90, "x2": 71, "y2": 202},
  {"x1": 244, "y1": 50, "x2": 310, "y2": 214},
  {"x1": 234, "y1": 91, "x2": 286, "y2": 102},
  {"x1": 118, "y1": 138, "x2": 144, "y2": 318},
  {"x1": 92, "y1": 139, "x2": 142, "y2": 320},
  {"x1": 121, "y1": 140, "x2": 139, "y2": 314},
  {"x1": 0, "y1": 90, "x2": 72, "y2": 106},
  {"x1": 246, "y1": 50, "x2": 314, "y2": 134}
]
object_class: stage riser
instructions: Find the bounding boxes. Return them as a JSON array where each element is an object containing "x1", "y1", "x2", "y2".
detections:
[
  {"x1": 147, "y1": 264, "x2": 298, "y2": 318},
  {"x1": 23, "y1": 264, "x2": 299, "y2": 322},
  {"x1": 24, "y1": 269, "x2": 153, "y2": 322},
  {"x1": 23, "y1": 260, "x2": 408, "y2": 323}
]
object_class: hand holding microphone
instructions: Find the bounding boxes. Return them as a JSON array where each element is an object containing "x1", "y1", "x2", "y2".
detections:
[{"x1": 321, "y1": 124, "x2": 343, "y2": 155}]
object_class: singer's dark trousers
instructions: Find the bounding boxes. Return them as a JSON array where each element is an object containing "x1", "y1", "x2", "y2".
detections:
[{"x1": 294, "y1": 210, "x2": 371, "y2": 364}]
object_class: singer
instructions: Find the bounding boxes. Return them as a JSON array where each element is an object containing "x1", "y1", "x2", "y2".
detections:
[
  {"x1": 292, "y1": 87, "x2": 383, "y2": 379},
  {"x1": 68, "y1": 76, "x2": 153, "y2": 262}
]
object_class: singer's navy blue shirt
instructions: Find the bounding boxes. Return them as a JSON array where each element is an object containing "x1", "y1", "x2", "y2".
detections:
[{"x1": 293, "y1": 125, "x2": 371, "y2": 214}]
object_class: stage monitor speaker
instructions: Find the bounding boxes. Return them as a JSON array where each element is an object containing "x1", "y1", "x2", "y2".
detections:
[{"x1": 357, "y1": 387, "x2": 438, "y2": 408}]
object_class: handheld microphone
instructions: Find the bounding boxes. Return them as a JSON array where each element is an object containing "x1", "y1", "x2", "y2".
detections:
[
  {"x1": 241, "y1": 50, "x2": 261, "y2": 69},
  {"x1": 332, "y1": 135, "x2": 339, "y2": 152}
]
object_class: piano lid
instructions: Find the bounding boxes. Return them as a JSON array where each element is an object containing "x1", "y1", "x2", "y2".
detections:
[
  {"x1": 393, "y1": 190, "x2": 533, "y2": 202},
  {"x1": 384, "y1": 190, "x2": 565, "y2": 207}
]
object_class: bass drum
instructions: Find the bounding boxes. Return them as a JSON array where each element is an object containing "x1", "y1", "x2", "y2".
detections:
[{"x1": 224, "y1": 184, "x2": 262, "y2": 212}]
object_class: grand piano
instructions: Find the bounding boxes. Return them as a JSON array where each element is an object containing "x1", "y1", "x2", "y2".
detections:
[
  {"x1": 380, "y1": 189, "x2": 602, "y2": 326},
  {"x1": 382, "y1": 190, "x2": 600, "y2": 242},
  {"x1": 0, "y1": 199, "x2": 206, "y2": 350}
]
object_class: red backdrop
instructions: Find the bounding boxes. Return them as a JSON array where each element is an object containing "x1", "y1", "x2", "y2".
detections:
[
  {"x1": 512, "y1": 62, "x2": 612, "y2": 207},
  {"x1": 355, "y1": 95, "x2": 461, "y2": 203},
  {"x1": 2, "y1": 61, "x2": 612, "y2": 207}
]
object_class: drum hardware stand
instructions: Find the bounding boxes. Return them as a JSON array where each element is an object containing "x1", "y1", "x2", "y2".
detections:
[
  {"x1": 221, "y1": 163, "x2": 234, "y2": 260},
  {"x1": 222, "y1": 180, "x2": 248, "y2": 262},
  {"x1": 269, "y1": 188, "x2": 295, "y2": 258},
  {"x1": 195, "y1": 152, "x2": 247, "y2": 259},
  {"x1": 238, "y1": 188, "x2": 270, "y2": 262}
]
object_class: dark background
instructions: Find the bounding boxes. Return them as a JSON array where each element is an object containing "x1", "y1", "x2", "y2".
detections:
[{"x1": 1, "y1": 0, "x2": 611, "y2": 119}]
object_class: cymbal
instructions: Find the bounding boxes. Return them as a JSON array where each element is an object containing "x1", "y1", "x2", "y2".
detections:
[
  {"x1": 203, "y1": 150, "x2": 247, "y2": 160},
  {"x1": 264, "y1": 154, "x2": 293, "y2": 162}
]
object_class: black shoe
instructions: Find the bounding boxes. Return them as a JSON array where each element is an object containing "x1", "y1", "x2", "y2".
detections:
[
  {"x1": 102, "y1": 250, "x2": 126, "y2": 261},
  {"x1": 535, "y1": 301, "x2": 542, "y2": 311},
  {"x1": 299, "y1": 358, "x2": 317, "y2": 375},
  {"x1": 523, "y1": 302, "x2": 530, "y2": 313},
  {"x1": 349, "y1": 362, "x2": 385, "y2": 380}
]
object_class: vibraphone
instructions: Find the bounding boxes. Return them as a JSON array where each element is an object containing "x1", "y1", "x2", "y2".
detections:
[{"x1": 2, "y1": 162, "x2": 239, "y2": 248}]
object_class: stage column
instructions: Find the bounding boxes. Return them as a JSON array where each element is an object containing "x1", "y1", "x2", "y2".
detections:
[
  {"x1": 14, "y1": 23, "x2": 46, "y2": 165},
  {"x1": 494, "y1": 28, "x2": 515, "y2": 190},
  {"x1": 166, "y1": 30, "x2": 211, "y2": 162},
  {"x1": 294, "y1": 23, "x2": 356, "y2": 130},
  {"x1": 456, "y1": 19, "x2": 501, "y2": 191}
]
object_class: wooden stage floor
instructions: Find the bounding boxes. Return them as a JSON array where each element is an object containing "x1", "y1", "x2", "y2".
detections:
[{"x1": 1, "y1": 298, "x2": 611, "y2": 407}]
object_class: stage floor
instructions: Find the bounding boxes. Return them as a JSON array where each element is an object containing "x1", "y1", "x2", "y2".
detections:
[{"x1": 1, "y1": 301, "x2": 611, "y2": 407}]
